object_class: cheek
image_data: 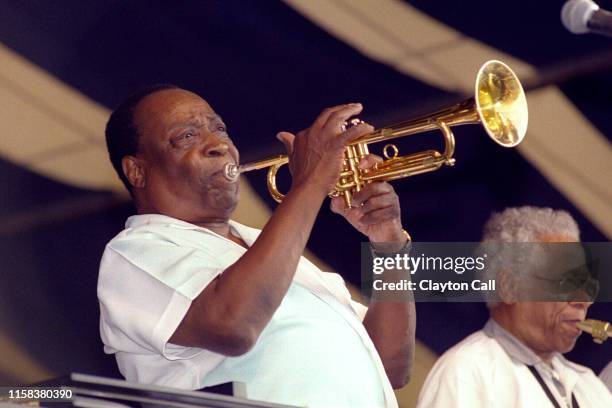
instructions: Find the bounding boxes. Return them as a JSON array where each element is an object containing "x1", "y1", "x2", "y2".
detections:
[
  {"x1": 521, "y1": 303, "x2": 551, "y2": 332},
  {"x1": 543, "y1": 306, "x2": 567, "y2": 337},
  {"x1": 230, "y1": 146, "x2": 239, "y2": 162},
  {"x1": 147, "y1": 154, "x2": 201, "y2": 190},
  {"x1": 180, "y1": 151, "x2": 214, "y2": 178}
]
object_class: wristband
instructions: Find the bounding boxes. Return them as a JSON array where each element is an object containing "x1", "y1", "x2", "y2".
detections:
[{"x1": 370, "y1": 229, "x2": 412, "y2": 255}]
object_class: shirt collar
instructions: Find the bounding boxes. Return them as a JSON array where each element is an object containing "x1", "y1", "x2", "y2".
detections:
[
  {"x1": 125, "y1": 214, "x2": 258, "y2": 246},
  {"x1": 126, "y1": 214, "x2": 200, "y2": 230}
]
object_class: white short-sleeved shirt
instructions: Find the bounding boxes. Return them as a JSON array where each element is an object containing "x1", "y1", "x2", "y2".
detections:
[
  {"x1": 600, "y1": 361, "x2": 612, "y2": 392},
  {"x1": 417, "y1": 319, "x2": 611, "y2": 408},
  {"x1": 98, "y1": 214, "x2": 398, "y2": 408}
]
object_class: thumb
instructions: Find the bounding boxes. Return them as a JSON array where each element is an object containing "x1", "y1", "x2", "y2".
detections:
[
  {"x1": 276, "y1": 131, "x2": 295, "y2": 155},
  {"x1": 330, "y1": 196, "x2": 346, "y2": 215}
]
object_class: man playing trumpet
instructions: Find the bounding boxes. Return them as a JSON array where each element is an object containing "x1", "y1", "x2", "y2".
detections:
[
  {"x1": 417, "y1": 207, "x2": 610, "y2": 408},
  {"x1": 97, "y1": 85, "x2": 415, "y2": 408}
]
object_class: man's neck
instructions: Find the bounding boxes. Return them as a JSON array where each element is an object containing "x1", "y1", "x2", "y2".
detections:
[
  {"x1": 198, "y1": 219, "x2": 248, "y2": 248},
  {"x1": 145, "y1": 209, "x2": 248, "y2": 248},
  {"x1": 134, "y1": 191, "x2": 236, "y2": 233},
  {"x1": 136, "y1": 198, "x2": 232, "y2": 234},
  {"x1": 133, "y1": 192, "x2": 248, "y2": 246},
  {"x1": 194, "y1": 219, "x2": 231, "y2": 236}
]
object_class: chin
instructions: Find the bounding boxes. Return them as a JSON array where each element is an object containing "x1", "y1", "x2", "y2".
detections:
[
  {"x1": 557, "y1": 338, "x2": 578, "y2": 354},
  {"x1": 205, "y1": 187, "x2": 239, "y2": 214}
]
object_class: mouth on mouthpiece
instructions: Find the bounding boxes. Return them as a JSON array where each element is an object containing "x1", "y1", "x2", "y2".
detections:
[{"x1": 223, "y1": 162, "x2": 240, "y2": 182}]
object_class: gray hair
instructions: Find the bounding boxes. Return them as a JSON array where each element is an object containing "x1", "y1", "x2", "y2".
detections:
[
  {"x1": 478, "y1": 206, "x2": 580, "y2": 307},
  {"x1": 482, "y1": 206, "x2": 580, "y2": 243}
]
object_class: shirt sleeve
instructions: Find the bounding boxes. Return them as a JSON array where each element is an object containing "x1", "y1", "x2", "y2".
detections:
[
  {"x1": 600, "y1": 361, "x2": 612, "y2": 392},
  {"x1": 98, "y1": 230, "x2": 225, "y2": 360}
]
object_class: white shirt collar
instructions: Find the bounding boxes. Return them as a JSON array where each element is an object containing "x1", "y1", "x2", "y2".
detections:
[
  {"x1": 126, "y1": 213, "x2": 202, "y2": 230},
  {"x1": 125, "y1": 213, "x2": 258, "y2": 244}
]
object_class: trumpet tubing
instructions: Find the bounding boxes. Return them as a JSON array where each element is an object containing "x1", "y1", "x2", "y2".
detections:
[{"x1": 224, "y1": 60, "x2": 528, "y2": 208}]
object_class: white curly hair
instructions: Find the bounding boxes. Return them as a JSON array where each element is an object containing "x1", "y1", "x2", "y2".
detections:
[
  {"x1": 478, "y1": 206, "x2": 580, "y2": 307},
  {"x1": 482, "y1": 206, "x2": 580, "y2": 243}
]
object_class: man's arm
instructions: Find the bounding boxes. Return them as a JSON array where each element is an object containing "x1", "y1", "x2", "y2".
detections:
[
  {"x1": 170, "y1": 104, "x2": 374, "y2": 356},
  {"x1": 363, "y1": 294, "x2": 416, "y2": 388},
  {"x1": 331, "y1": 177, "x2": 416, "y2": 389}
]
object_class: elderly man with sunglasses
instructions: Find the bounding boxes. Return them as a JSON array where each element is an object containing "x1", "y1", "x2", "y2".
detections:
[{"x1": 417, "y1": 206, "x2": 610, "y2": 408}]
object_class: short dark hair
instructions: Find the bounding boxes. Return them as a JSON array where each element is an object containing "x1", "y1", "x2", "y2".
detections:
[{"x1": 105, "y1": 84, "x2": 179, "y2": 192}]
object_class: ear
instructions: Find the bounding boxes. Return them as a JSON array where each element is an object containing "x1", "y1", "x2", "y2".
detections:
[
  {"x1": 497, "y1": 269, "x2": 518, "y2": 305},
  {"x1": 122, "y1": 155, "x2": 146, "y2": 189}
]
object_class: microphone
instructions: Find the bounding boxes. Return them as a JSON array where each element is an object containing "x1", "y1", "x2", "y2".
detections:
[{"x1": 562, "y1": 0, "x2": 612, "y2": 37}]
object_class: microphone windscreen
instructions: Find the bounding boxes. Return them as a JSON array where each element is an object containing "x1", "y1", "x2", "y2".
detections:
[{"x1": 562, "y1": 0, "x2": 600, "y2": 33}]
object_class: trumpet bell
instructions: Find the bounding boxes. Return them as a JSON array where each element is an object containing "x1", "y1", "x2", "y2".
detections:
[{"x1": 475, "y1": 60, "x2": 528, "y2": 148}]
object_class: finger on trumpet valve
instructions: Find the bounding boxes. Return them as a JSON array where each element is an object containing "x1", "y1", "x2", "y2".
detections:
[{"x1": 341, "y1": 118, "x2": 365, "y2": 133}]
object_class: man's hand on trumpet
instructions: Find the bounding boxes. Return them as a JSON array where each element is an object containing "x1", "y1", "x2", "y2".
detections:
[
  {"x1": 274, "y1": 102, "x2": 406, "y2": 247},
  {"x1": 331, "y1": 154, "x2": 407, "y2": 248},
  {"x1": 275, "y1": 103, "x2": 373, "y2": 199}
]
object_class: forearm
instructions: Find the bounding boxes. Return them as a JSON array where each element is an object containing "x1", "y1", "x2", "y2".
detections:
[
  {"x1": 210, "y1": 182, "x2": 326, "y2": 335},
  {"x1": 363, "y1": 298, "x2": 416, "y2": 388},
  {"x1": 363, "y1": 236, "x2": 416, "y2": 389}
]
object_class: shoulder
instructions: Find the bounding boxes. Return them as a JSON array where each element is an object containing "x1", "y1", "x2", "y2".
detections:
[
  {"x1": 104, "y1": 214, "x2": 220, "y2": 259},
  {"x1": 427, "y1": 330, "x2": 506, "y2": 379},
  {"x1": 417, "y1": 330, "x2": 507, "y2": 407},
  {"x1": 600, "y1": 360, "x2": 612, "y2": 388},
  {"x1": 99, "y1": 215, "x2": 227, "y2": 295},
  {"x1": 439, "y1": 330, "x2": 501, "y2": 362}
]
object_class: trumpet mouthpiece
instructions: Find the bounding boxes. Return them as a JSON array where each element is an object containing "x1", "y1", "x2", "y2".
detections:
[
  {"x1": 576, "y1": 319, "x2": 611, "y2": 344},
  {"x1": 223, "y1": 163, "x2": 240, "y2": 182}
]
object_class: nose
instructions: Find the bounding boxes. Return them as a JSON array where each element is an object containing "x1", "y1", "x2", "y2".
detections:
[
  {"x1": 203, "y1": 136, "x2": 230, "y2": 158},
  {"x1": 568, "y1": 293, "x2": 594, "y2": 309}
]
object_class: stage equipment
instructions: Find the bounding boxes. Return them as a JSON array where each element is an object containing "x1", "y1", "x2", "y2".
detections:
[
  {"x1": 562, "y1": 0, "x2": 612, "y2": 37},
  {"x1": 224, "y1": 60, "x2": 528, "y2": 208},
  {"x1": 576, "y1": 319, "x2": 611, "y2": 344}
]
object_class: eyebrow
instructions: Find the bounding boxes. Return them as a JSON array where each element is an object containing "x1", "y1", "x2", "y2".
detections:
[
  {"x1": 167, "y1": 114, "x2": 224, "y2": 133},
  {"x1": 207, "y1": 113, "x2": 223, "y2": 121}
]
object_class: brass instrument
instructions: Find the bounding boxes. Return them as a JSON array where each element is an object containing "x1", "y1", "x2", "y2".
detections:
[
  {"x1": 577, "y1": 319, "x2": 611, "y2": 344},
  {"x1": 224, "y1": 60, "x2": 528, "y2": 207}
]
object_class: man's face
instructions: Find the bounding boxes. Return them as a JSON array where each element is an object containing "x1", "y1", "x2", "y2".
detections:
[
  {"x1": 507, "y1": 234, "x2": 593, "y2": 355},
  {"x1": 132, "y1": 89, "x2": 240, "y2": 219}
]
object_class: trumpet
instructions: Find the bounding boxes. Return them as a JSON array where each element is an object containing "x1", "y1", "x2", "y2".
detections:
[
  {"x1": 224, "y1": 60, "x2": 528, "y2": 208},
  {"x1": 576, "y1": 319, "x2": 611, "y2": 344}
]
